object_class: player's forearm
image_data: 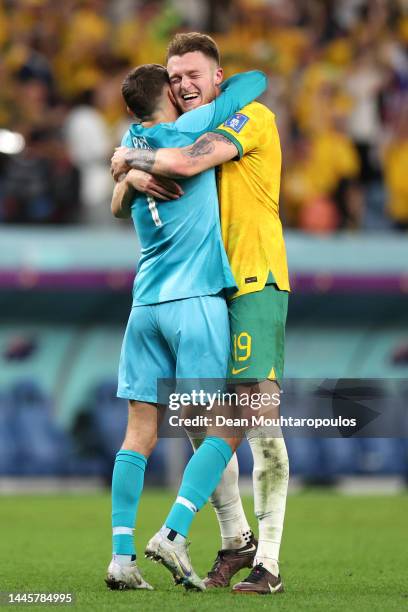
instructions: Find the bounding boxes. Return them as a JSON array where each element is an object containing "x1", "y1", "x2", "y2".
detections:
[
  {"x1": 111, "y1": 179, "x2": 134, "y2": 218},
  {"x1": 124, "y1": 148, "x2": 188, "y2": 179},
  {"x1": 124, "y1": 133, "x2": 237, "y2": 179}
]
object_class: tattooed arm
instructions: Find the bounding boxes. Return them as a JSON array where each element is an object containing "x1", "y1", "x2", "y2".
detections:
[{"x1": 111, "y1": 133, "x2": 238, "y2": 181}]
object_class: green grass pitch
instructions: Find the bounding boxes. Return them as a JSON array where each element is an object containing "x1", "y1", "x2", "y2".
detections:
[{"x1": 1, "y1": 490, "x2": 407, "y2": 611}]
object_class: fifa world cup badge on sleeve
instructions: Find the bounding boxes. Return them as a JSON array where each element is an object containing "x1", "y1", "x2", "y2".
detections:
[{"x1": 224, "y1": 113, "x2": 249, "y2": 133}]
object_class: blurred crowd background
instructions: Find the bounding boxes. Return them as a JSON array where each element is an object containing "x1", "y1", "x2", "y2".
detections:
[{"x1": 0, "y1": 0, "x2": 407, "y2": 229}]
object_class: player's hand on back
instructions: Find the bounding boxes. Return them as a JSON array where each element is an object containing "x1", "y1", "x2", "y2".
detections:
[{"x1": 126, "y1": 169, "x2": 184, "y2": 201}]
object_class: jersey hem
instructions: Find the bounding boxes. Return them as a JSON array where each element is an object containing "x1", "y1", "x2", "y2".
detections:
[
  {"x1": 132, "y1": 284, "x2": 237, "y2": 307},
  {"x1": 117, "y1": 390, "x2": 159, "y2": 403},
  {"x1": 228, "y1": 281, "x2": 290, "y2": 301}
]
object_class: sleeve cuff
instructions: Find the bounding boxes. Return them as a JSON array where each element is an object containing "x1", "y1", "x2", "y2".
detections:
[{"x1": 212, "y1": 128, "x2": 244, "y2": 159}]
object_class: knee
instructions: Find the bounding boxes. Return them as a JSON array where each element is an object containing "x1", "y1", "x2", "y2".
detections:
[
  {"x1": 122, "y1": 401, "x2": 160, "y2": 457},
  {"x1": 122, "y1": 431, "x2": 157, "y2": 458}
]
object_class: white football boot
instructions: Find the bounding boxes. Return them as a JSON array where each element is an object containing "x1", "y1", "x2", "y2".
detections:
[
  {"x1": 105, "y1": 557, "x2": 153, "y2": 590},
  {"x1": 145, "y1": 530, "x2": 205, "y2": 591}
]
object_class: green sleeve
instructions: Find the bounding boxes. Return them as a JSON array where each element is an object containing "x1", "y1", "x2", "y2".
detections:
[{"x1": 212, "y1": 128, "x2": 244, "y2": 158}]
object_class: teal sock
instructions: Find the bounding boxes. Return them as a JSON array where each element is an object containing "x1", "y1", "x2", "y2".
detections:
[
  {"x1": 111, "y1": 449, "x2": 147, "y2": 556},
  {"x1": 165, "y1": 437, "x2": 233, "y2": 537}
]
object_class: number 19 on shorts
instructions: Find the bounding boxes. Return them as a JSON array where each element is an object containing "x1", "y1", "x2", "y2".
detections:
[{"x1": 233, "y1": 332, "x2": 252, "y2": 362}]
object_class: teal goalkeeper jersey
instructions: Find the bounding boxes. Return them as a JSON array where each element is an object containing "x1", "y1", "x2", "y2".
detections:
[{"x1": 121, "y1": 70, "x2": 267, "y2": 306}]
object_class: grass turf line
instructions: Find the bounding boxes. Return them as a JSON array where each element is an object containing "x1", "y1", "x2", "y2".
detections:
[{"x1": 1, "y1": 491, "x2": 407, "y2": 611}]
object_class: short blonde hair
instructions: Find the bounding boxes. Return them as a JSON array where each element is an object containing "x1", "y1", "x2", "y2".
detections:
[{"x1": 166, "y1": 32, "x2": 220, "y2": 65}]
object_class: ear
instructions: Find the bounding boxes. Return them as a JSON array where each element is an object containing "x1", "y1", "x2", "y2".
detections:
[
  {"x1": 126, "y1": 106, "x2": 133, "y2": 117},
  {"x1": 167, "y1": 86, "x2": 177, "y2": 107},
  {"x1": 214, "y1": 66, "x2": 224, "y2": 86}
]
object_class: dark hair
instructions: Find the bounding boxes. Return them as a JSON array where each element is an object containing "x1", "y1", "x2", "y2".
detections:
[
  {"x1": 166, "y1": 32, "x2": 220, "y2": 65},
  {"x1": 121, "y1": 64, "x2": 169, "y2": 121}
]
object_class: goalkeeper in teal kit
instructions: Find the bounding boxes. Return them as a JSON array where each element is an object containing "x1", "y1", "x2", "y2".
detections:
[{"x1": 106, "y1": 63, "x2": 266, "y2": 591}]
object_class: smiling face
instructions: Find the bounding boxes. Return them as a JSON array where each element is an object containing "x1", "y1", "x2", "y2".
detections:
[{"x1": 167, "y1": 51, "x2": 223, "y2": 113}]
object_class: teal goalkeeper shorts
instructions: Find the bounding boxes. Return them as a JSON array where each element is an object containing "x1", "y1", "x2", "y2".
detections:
[{"x1": 117, "y1": 294, "x2": 229, "y2": 403}]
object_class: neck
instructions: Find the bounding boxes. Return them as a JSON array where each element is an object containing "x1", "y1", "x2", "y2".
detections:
[{"x1": 142, "y1": 106, "x2": 179, "y2": 127}]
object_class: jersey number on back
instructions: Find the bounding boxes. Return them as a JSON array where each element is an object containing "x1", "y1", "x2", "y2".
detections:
[{"x1": 147, "y1": 195, "x2": 162, "y2": 227}]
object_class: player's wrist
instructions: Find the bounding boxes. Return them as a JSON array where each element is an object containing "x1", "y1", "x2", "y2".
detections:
[
  {"x1": 124, "y1": 170, "x2": 136, "y2": 186},
  {"x1": 124, "y1": 149, "x2": 136, "y2": 170}
]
